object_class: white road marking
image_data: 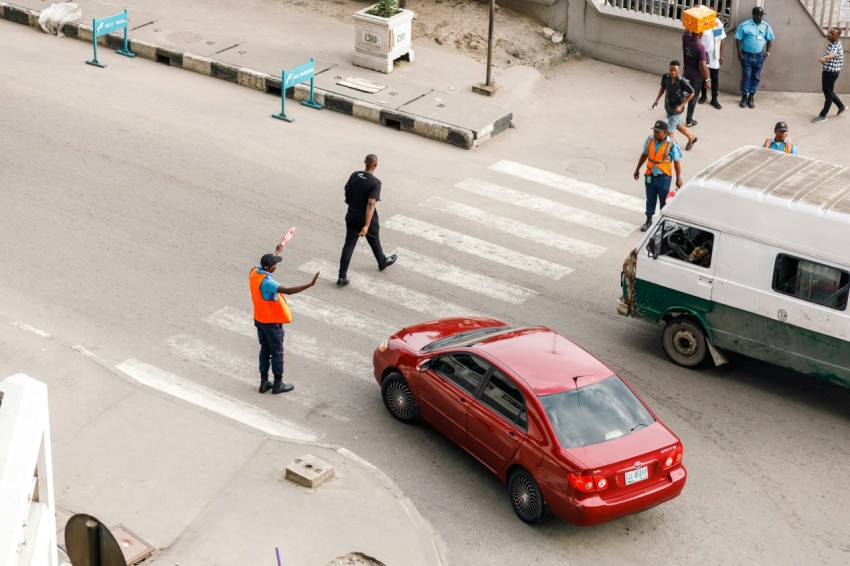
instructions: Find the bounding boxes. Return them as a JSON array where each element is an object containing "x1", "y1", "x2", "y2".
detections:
[
  {"x1": 490, "y1": 159, "x2": 645, "y2": 212},
  {"x1": 115, "y1": 358, "x2": 318, "y2": 441},
  {"x1": 455, "y1": 178, "x2": 636, "y2": 237},
  {"x1": 391, "y1": 247, "x2": 536, "y2": 304},
  {"x1": 287, "y1": 293, "x2": 393, "y2": 338},
  {"x1": 299, "y1": 259, "x2": 484, "y2": 319},
  {"x1": 384, "y1": 215, "x2": 573, "y2": 280},
  {"x1": 165, "y1": 334, "x2": 349, "y2": 422},
  {"x1": 11, "y1": 321, "x2": 50, "y2": 337},
  {"x1": 205, "y1": 306, "x2": 374, "y2": 381},
  {"x1": 421, "y1": 197, "x2": 608, "y2": 259}
]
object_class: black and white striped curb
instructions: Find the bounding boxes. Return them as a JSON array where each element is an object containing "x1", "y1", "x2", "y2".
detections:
[{"x1": 2, "y1": 2, "x2": 512, "y2": 149}]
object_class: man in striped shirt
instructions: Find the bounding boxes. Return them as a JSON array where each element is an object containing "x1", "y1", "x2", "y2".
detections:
[{"x1": 812, "y1": 27, "x2": 845, "y2": 124}]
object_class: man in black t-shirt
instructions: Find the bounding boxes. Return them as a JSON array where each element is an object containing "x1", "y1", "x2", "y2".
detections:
[
  {"x1": 336, "y1": 154, "x2": 397, "y2": 287},
  {"x1": 650, "y1": 61, "x2": 698, "y2": 151}
]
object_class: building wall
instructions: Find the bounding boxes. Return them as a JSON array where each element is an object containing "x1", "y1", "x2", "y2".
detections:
[
  {"x1": 567, "y1": 0, "x2": 850, "y2": 94},
  {"x1": 499, "y1": 0, "x2": 570, "y2": 33}
]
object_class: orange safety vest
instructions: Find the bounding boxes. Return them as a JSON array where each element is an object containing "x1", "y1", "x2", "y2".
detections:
[
  {"x1": 249, "y1": 267, "x2": 292, "y2": 324},
  {"x1": 764, "y1": 138, "x2": 794, "y2": 154},
  {"x1": 644, "y1": 137, "x2": 673, "y2": 176}
]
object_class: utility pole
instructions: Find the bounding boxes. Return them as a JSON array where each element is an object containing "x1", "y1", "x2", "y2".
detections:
[{"x1": 472, "y1": 0, "x2": 497, "y2": 96}]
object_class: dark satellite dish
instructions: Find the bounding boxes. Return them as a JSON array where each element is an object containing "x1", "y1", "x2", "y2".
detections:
[{"x1": 65, "y1": 514, "x2": 127, "y2": 566}]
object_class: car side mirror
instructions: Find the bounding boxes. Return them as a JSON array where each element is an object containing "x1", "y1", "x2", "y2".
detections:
[{"x1": 416, "y1": 359, "x2": 432, "y2": 372}]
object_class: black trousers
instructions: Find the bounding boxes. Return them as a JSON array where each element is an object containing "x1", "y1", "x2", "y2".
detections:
[
  {"x1": 686, "y1": 77, "x2": 703, "y2": 123},
  {"x1": 820, "y1": 70, "x2": 845, "y2": 117},
  {"x1": 338, "y1": 219, "x2": 387, "y2": 279},
  {"x1": 700, "y1": 68, "x2": 720, "y2": 102}
]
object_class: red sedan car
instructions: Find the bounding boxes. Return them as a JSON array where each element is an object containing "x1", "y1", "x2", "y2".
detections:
[{"x1": 373, "y1": 317, "x2": 686, "y2": 525}]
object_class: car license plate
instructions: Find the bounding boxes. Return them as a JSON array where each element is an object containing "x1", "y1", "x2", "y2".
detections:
[{"x1": 625, "y1": 467, "x2": 649, "y2": 485}]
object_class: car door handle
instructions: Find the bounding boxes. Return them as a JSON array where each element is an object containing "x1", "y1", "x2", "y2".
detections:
[{"x1": 458, "y1": 397, "x2": 467, "y2": 404}]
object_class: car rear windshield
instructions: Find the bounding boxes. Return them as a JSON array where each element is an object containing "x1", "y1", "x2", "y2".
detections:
[
  {"x1": 539, "y1": 375, "x2": 655, "y2": 449},
  {"x1": 420, "y1": 326, "x2": 514, "y2": 353}
]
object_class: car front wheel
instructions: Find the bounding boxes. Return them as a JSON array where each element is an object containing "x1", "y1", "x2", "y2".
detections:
[
  {"x1": 662, "y1": 316, "x2": 708, "y2": 368},
  {"x1": 381, "y1": 372, "x2": 419, "y2": 423},
  {"x1": 509, "y1": 468, "x2": 544, "y2": 524}
]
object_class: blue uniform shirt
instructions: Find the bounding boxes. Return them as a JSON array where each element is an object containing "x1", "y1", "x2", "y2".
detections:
[
  {"x1": 257, "y1": 267, "x2": 280, "y2": 300},
  {"x1": 735, "y1": 18, "x2": 774, "y2": 54},
  {"x1": 643, "y1": 136, "x2": 683, "y2": 176}
]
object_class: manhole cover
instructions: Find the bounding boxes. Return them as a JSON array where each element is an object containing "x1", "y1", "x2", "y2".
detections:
[
  {"x1": 165, "y1": 31, "x2": 202, "y2": 44},
  {"x1": 563, "y1": 157, "x2": 607, "y2": 175}
]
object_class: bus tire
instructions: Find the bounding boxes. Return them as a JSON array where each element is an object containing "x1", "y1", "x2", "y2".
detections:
[{"x1": 662, "y1": 317, "x2": 708, "y2": 368}]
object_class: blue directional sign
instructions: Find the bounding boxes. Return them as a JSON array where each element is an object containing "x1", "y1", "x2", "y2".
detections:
[
  {"x1": 86, "y1": 9, "x2": 136, "y2": 68},
  {"x1": 273, "y1": 58, "x2": 323, "y2": 123}
]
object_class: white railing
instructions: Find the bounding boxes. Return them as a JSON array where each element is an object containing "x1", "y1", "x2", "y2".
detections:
[
  {"x1": 604, "y1": 0, "x2": 735, "y2": 27},
  {"x1": 0, "y1": 374, "x2": 58, "y2": 566},
  {"x1": 800, "y1": 0, "x2": 850, "y2": 35}
]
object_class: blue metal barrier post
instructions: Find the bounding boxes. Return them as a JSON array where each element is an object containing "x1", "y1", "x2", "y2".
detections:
[
  {"x1": 86, "y1": 9, "x2": 136, "y2": 68},
  {"x1": 272, "y1": 58, "x2": 323, "y2": 123}
]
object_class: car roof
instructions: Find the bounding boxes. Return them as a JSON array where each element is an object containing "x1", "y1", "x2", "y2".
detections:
[{"x1": 472, "y1": 327, "x2": 613, "y2": 396}]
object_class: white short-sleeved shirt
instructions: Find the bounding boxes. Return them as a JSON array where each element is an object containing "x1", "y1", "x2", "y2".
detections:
[{"x1": 700, "y1": 20, "x2": 727, "y2": 70}]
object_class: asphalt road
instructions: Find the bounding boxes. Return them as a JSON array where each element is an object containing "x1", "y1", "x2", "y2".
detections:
[{"x1": 2, "y1": 22, "x2": 849, "y2": 565}]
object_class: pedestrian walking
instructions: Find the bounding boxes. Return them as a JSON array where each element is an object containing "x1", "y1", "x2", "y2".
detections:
[
  {"x1": 699, "y1": 16, "x2": 726, "y2": 109},
  {"x1": 735, "y1": 6, "x2": 774, "y2": 109},
  {"x1": 812, "y1": 27, "x2": 845, "y2": 124},
  {"x1": 633, "y1": 120, "x2": 683, "y2": 232},
  {"x1": 337, "y1": 154, "x2": 397, "y2": 287},
  {"x1": 682, "y1": 29, "x2": 709, "y2": 127},
  {"x1": 651, "y1": 61, "x2": 698, "y2": 150},
  {"x1": 763, "y1": 121, "x2": 798, "y2": 155},
  {"x1": 250, "y1": 248, "x2": 319, "y2": 394}
]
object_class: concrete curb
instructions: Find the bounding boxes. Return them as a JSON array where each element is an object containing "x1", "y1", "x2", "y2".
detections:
[
  {"x1": 8, "y1": 321, "x2": 447, "y2": 566},
  {"x1": 1, "y1": 2, "x2": 511, "y2": 149}
]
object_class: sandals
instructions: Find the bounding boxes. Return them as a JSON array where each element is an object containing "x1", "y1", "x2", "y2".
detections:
[{"x1": 686, "y1": 137, "x2": 698, "y2": 151}]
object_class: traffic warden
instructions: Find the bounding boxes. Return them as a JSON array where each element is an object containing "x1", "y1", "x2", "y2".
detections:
[
  {"x1": 735, "y1": 6, "x2": 775, "y2": 109},
  {"x1": 763, "y1": 121, "x2": 798, "y2": 155},
  {"x1": 250, "y1": 247, "x2": 319, "y2": 394},
  {"x1": 633, "y1": 120, "x2": 683, "y2": 232}
]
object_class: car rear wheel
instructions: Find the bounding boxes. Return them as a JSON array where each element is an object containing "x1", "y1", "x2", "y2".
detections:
[
  {"x1": 509, "y1": 469, "x2": 544, "y2": 524},
  {"x1": 381, "y1": 372, "x2": 419, "y2": 423},
  {"x1": 662, "y1": 317, "x2": 708, "y2": 368}
]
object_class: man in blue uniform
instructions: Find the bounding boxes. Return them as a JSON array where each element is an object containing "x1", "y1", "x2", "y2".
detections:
[{"x1": 735, "y1": 6, "x2": 775, "y2": 109}]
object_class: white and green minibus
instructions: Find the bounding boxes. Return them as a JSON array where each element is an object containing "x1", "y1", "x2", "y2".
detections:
[{"x1": 618, "y1": 146, "x2": 850, "y2": 388}]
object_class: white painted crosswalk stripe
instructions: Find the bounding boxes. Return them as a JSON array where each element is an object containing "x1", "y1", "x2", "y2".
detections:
[
  {"x1": 166, "y1": 334, "x2": 351, "y2": 421},
  {"x1": 116, "y1": 358, "x2": 318, "y2": 441},
  {"x1": 390, "y1": 247, "x2": 537, "y2": 304},
  {"x1": 455, "y1": 178, "x2": 635, "y2": 237},
  {"x1": 206, "y1": 306, "x2": 374, "y2": 381},
  {"x1": 384, "y1": 215, "x2": 573, "y2": 280},
  {"x1": 490, "y1": 159, "x2": 645, "y2": 212},
  {"x1": 287, "y1": 294, "x2": 393, "y2": 339},
  {"x1": 421, "y1": 197, "x2": 608, "y2": 259},
  {"x1": 299, "y1": 259, "x2": 483, "y2": 319}
]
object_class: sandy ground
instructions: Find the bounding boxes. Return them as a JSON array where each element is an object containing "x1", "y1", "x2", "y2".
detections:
[{"x1": 276, "y1": 0, "x2": 570, "y2": 69}]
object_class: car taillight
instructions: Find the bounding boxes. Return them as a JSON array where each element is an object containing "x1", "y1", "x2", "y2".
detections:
[
  {"x1": 662, "y1": 445, "x2": 683, "y2": 469},
  {"x1": 568, "y1": 472, "x2": 609, "y2": 493},
  {"x1": 378, "y1": 340, "x2": 388, "y2": 352}
]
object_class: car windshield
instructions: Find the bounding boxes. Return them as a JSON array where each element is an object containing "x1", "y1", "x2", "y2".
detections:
[
  {"x1": 420, "y1": 326, "x2": 513, "y2": 353},
  {"x1": 539, "y1": 375, "x2": 656, "y2": 449}
]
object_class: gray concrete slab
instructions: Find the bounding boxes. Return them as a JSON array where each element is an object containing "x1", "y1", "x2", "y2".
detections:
[
  {"x1": 400, "y1": 89, "x2": 512, "y2": 134},
  {"x1": 130, "y1": 21, "x2": 244, "y2": 58},
  {"x1": 215, "y1": 41, "x2": 335, "y2": 80},
  {"x1": 313, "y1": 62, "x2": 432, "y2": 110}
]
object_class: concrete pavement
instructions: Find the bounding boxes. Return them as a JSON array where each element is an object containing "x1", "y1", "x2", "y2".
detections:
[
  {"x1": 0, "y1": 0, "x2": 532, "y2": 149},
  {"x1": 0, "y1": 319, "x2": 444, "y2": 566}
]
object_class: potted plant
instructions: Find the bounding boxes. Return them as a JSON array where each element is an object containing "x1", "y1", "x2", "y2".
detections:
[{"x1": 353, "y1": 0, "x2": 415, "y2": 73}]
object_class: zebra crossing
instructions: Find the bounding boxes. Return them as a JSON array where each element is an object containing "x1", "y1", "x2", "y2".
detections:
[{"x1": 115, "y1": 159, "x2": 641, "y2": 433}]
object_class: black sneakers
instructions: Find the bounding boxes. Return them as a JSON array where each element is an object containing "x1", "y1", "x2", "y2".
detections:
[
  {"x1": 336, "y1": 277, "x2": 350, "y2": 287},
  {"x1": 259, "y1": 378, "x2": 273, "y2": 394},
  {"x1": 379, "y1": 253, "x2": 398, "y2": 271}
]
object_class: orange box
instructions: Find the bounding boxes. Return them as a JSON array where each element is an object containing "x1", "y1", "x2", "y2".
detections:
[{"x1": 682, "y1": 6, "x2": 717, "y2": 34}]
